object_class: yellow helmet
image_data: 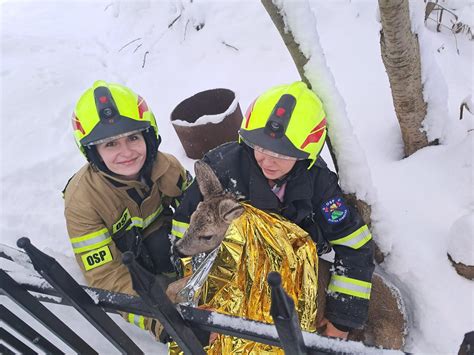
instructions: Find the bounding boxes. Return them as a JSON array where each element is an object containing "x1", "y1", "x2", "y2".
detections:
[
  {"x1": 239, "y1": 81, "x2": 327, "y2": 167},
  {"x1": 72, "y1": 81, "x2": 160, "y2": 171}
]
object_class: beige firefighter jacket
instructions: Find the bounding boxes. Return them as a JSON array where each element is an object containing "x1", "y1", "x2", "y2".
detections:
[{"x1": 64, "y1": 151, "x2": 190, "y2": 332}]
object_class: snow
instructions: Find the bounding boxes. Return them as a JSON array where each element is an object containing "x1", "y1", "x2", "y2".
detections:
[
  {"x1": 448, "y1": 213, "x2": 474, "y2": 265},
  {"x1": 172, "y1": 92, "x2": 240, "y2": 126},
  {"x1": 1, "y1": 0, "x2": 472, "y2": 354}
]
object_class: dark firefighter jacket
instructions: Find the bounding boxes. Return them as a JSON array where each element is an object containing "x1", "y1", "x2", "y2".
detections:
[{"x1": 172, "y1": 142, "x2": 375, "y2": 330}]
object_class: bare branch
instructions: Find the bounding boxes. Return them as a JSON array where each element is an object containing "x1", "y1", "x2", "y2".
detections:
[
  {"x1": 142, "y1": 51, "x2": 149, "y2": 68},
  {"x1": 118, "y1": 38, "x2": 142, "y2": 52},
  {"x1": 221, "y1": 41, "x2": 238, "y2": 51}
]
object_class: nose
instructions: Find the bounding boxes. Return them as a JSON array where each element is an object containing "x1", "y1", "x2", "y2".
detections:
[
  {"x1": 259, "y1": 155, "x2": 276, "y2": 168},
  {"x1": 119, "y1": 141, "x2": 135, "y2": 156}
]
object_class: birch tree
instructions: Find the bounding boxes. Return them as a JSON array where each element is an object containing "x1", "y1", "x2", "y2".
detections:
[{"x1": 378, "y1": 0, "x2": 432, "y2": 156}]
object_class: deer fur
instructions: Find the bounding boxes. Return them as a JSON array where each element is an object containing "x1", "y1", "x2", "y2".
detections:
[
  {"x1": 172, "y1": 161, "x2": 408, "y2": 349},
  {"x1": 174, "y1": 160, "x2": 244, "y2": 257}
]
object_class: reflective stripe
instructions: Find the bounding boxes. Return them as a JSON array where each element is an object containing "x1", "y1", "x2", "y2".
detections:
[
  {"x1": 328, "y1": 274, "x2": 372, "y2": 299},
  {"x1": 125, "y1": 205, "x2": 164, "y2": 231},
  {"x1": 71, "y1": 228, "x2": 111, "y2": 254},
  {"x1": 127, "y1": 313, "x2": 145, "y2": 329},
  {"x1": 171, "y1": 220, "x2": 189, "y2": 238},
  {"x1": 330, "y1": 225, "x2": 372, "y2": 249},
  {"x1": 182, "y1": 171, "x2": 194, "y2": 191}
]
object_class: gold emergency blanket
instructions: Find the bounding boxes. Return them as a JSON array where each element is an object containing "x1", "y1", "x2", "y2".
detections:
[{"x1": 171, "y1": 203, "x2": 318, "y2": 354}]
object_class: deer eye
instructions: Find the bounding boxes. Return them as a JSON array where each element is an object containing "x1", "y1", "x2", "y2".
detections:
[{"x1": 200, "y1": 235, "x2": 213, "y2": 241}]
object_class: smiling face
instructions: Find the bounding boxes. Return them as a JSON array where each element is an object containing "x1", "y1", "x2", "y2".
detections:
[
  {"x1": 253, "y1": 146, "x2": 297, "y2": 181},
  {"x1": 95, "y1": 132, "x2": 147, "y2": 180}
]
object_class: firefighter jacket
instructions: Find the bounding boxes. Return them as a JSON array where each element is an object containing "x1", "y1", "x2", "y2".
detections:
[
  {"x1": 64, "y1": 151, "x2": 192, "y2": 333},
  {"x1": 172, "y1": 142, "x2": 375, "y2": 330}
]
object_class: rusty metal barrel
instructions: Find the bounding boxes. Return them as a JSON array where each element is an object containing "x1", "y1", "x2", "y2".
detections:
[{"x1": 170, "y1": 88, "x2": 243, "y2": 159}]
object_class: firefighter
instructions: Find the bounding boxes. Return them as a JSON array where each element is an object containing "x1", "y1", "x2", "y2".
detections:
[
  {"x1": 172, "y1": 81, "x2": 375, "y2": 339},
  {"x1": 64, "y1": 80, "x2": 192, "y2": 341}
]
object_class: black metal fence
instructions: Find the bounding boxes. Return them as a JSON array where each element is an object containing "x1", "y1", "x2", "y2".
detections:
[{"x1": 0, "y1": 239, "x2": 392, "y2": 354}]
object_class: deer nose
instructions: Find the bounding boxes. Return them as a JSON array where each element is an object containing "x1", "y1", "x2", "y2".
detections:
[{"x1": 172, "y1": 242, "x2": 188, "y2": 258}]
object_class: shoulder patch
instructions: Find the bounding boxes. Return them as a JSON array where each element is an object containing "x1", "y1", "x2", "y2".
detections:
[
  {"x1": 81, "y1": 245, "x2": 113, "y2": 271},
  {"x1": 321, "y1": 197, "x2": 348, "y2": 224}
]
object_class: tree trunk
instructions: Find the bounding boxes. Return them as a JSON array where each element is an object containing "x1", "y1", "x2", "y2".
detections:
[{"x1": 379, "y1": 0, "x2": 430, "y2": 156}]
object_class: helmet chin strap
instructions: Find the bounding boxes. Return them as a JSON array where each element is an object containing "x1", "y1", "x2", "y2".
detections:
[{"x1": 85, "y1": 145, "x2": 113, "y2": 175}]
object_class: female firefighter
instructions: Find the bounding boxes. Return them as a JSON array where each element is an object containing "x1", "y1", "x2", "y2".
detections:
[
  {"x1": 172, "y1": 81, "x2": 375, "y2": 340},
  {"x1": 64, "y1": 80, "x2": 192, "y2": 341}
]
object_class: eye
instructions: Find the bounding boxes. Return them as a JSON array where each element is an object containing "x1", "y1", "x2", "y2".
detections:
[
  {"x1": 200, "y1": 235, "x2": 213, "y2": 241},
  {"x1": 105, "y1": 141, "x2": 117, "y2": 148},
  {"x1": 128, "y1": 134, "x2": 139, "y2": 141}
]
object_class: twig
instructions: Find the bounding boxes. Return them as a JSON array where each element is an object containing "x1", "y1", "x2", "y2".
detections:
[
  {"x1": 169, "y1": 14, "x2": 182, "y2": 28},
  {"x1": 460, "y1": 102, "x2": 472, "y2": 120},
  {"x1": 133, "y1": 43, "x2": 143, "y2": 53},
  {"x1": 183, "y1": 19, "x2": 190, "y2": 41},
  {"x1": 142, "y1": 51, "x2": 149, "y2": 68},
  {"x1": 118, "y1": 38, "x2": 142, "y2": 52},
  {"x1": 104, "y1": 3, "x2": 113, "y2": 12},
  {"x1": 221, "y1": 41, "x2": 239, "y2": 51}
]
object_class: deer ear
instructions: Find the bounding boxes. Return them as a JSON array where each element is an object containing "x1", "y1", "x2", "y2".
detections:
[
  {"x1": 195, "y1": 160, "x2": 223, "y2": 199},
  {"x1": 219, "y1": 199, "x2": 244, "y2": 224}
]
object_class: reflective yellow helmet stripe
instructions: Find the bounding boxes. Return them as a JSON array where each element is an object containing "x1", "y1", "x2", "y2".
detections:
[{"x1": 328, "y1": 274, "x2": 372, "y2": 299}]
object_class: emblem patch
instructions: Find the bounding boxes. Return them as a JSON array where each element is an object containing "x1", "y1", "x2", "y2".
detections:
[
  {"x1": 81, "y1": 245, "x2": 113, "y2": 271},
  {"x1": 112, "y1": 208, "x2": 131, "y2": 234},
  {"x1": 321, "y1": 197, "x2": 348, "y2": 224}
]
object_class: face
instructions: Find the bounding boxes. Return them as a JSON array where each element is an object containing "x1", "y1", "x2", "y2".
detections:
[
  {"x1": 254, "y1": 147, "x2": 297, "y2": 181},
  {"x1": 96, "y1": 132, "x2": 147, "y2": 180}
]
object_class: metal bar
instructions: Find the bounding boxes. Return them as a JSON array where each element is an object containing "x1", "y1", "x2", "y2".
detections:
[
  {"x1": 122, "y1": 252, "x2": 206, "y2": 355},
  {"x1": 268, "y1": 272, "x2": 307, "y2": 355},
  {"x1": 0, "y1": 343, "x2": 16, "y2": 355},
  {"x1": 0, "y1": 305, "x2": 64, "y2": 354},
  {"x1": 0, "y1": 327, "x2": 37, "y2": 355},
  {"x1": 3, "y1": 269, "x2": 403, "y2": 354},
  {"x1": 0, "y1": 269, "x2": 97, "y2": 354},
  {"x1": 17, "y1": 238, "x2": 143, "y2": 355}
]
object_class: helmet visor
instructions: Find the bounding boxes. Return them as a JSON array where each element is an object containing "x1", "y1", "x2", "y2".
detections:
[
  {"x1": 80, "y1": 115, "x2": 150, "y2": 146},
  {"x1": 252, "y1": 144, "x2": 299, "y2": 160},
  {"x1": 86, "y1": 128, "x2": 147, "y2": 146}
]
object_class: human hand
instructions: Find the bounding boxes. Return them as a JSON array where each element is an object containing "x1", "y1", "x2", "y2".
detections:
[
  {"x1": 165, "y1": 275, "x2": 191, "y2": 303},
  {"x1": 317, "y1": 317, "x2": 349, "y2": 340}
]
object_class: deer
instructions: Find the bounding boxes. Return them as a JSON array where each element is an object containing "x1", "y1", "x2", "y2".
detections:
[{"x1": 170, "y1": 160, "x2": 409, "y2": 350}]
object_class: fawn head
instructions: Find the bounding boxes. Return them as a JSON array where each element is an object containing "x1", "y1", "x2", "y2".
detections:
[{"x1": 174, "y1": 161, "x2": 244, "y2": 257}]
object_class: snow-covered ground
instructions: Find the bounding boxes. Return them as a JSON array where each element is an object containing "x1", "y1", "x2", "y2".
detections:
[{"x1": 1, "y1": 0, "x2": 472, "y2": 353}]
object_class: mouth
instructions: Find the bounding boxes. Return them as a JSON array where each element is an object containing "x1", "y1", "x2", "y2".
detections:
[
  {"x1": 262, "y1": 167, "x2": 278, "y2": 175},
  {"x1": 117, "y1": 157, "x2": 139, "y2": 165}
]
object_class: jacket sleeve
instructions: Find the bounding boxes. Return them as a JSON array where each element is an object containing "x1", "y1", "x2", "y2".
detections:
[
  {"x1": 313, "y1": 168, "x2": 375, "y2": 330},
  {"x1": 170, "y1": 166, "x2": 194, "y2": 211},
  {"x1": 65, "y1": 201, "x2": 152, "y2": 332}
]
